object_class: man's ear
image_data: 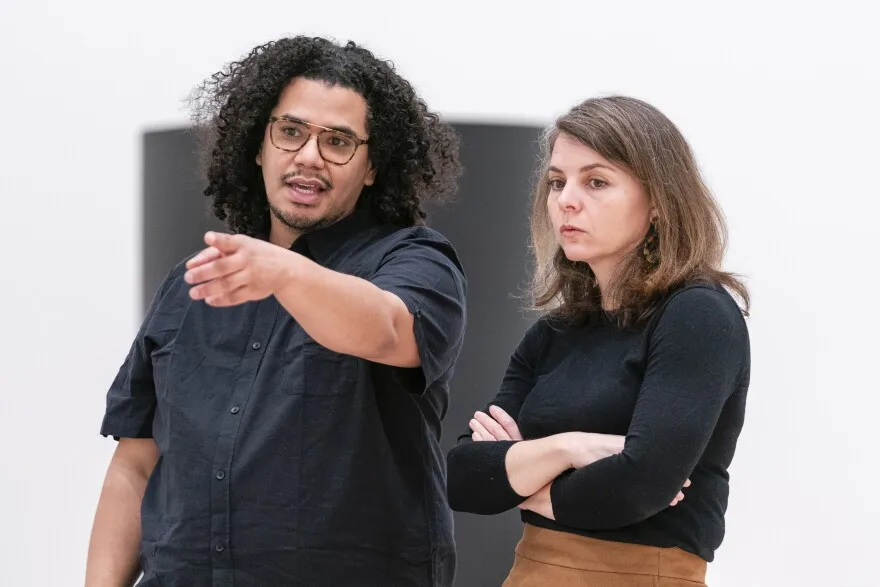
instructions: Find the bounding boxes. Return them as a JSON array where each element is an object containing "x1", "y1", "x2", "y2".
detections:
[{"x1": 364, "y1": 164, "x2": 376, "y2": 187}]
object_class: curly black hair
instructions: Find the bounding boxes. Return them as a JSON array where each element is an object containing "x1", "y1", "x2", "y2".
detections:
[{"x1": 187, "y1": 36, "x2": 463, "y2": 236}]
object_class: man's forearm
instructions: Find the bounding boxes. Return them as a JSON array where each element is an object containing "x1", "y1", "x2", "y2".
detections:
[
  {"x1": 273, "y1": 252, "x2": 415, "y2": 364},
  {"x1": 85, "y1": 464, "x2": 150, "y2": 586}
]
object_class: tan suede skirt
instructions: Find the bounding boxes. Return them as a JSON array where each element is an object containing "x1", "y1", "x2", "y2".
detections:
[{"x1": 502, "y1": 524, "x2": 708, "y2": 587}]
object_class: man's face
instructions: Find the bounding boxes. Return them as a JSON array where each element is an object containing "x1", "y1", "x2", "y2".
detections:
[{"x1": 256, "y1": 77, "x2": 375, "y2": 245}]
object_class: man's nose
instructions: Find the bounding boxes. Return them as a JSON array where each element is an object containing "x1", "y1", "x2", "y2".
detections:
[{"x1": 293, "y1": 135, "x2": 325, "y2": 169}]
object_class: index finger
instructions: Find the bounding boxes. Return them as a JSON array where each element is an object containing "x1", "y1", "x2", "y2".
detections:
[
  {"x1": 205, "y1": 231, "x2": 242, "y2": 254},
  {"x1": 186, "y1": 246, "x2": 223, "y2": 270}
]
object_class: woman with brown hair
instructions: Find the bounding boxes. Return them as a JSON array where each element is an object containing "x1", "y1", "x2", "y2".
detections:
[{"x1": 446, "y1": 96, "x2": 750, "y2": 586}]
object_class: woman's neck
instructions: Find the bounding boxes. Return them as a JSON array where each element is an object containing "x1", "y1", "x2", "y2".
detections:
[{"x1": 590, "y1": 262, "x2": 617, "y2": 311}]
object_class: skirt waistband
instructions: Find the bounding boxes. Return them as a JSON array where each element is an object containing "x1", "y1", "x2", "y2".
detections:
[{"x1": 514, "y1": 524, "x2": 707, "y2": 583}]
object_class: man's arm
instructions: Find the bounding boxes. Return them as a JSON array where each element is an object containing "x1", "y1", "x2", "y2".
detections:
[
  {"x1": 184, "y1": 231, "x2": 466, "y2": 369},
  {"x1": 89, "y1": 261, "x2": 177, "y2": 586},
  {"x1": 85, "y1": 438, "x2": 158, "y2": 587},
  {"x1": 272, "y1": 255, "x2": 418, "y2": 366}
]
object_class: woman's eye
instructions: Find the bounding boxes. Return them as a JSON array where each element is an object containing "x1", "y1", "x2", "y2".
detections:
[
  {"x1": 548, "y1": 179, "x2": 565, "y2": 190},
  {"x1": 589, "y1": 178, "x2": 607, "y2": 189}
]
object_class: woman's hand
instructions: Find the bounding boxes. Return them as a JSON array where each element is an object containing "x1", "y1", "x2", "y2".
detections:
[
  {"x1": 670, "y1": 479, "x2": 690, "y2": 507},
  {"x1": 469, "y1": 405, "x2": 522, "y2": 441}
]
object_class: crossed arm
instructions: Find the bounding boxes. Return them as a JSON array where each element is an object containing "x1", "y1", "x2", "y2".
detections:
[
  {"x1": 447, "y1": 288, "x2": 745, "y2": 528},
  {"x1": 466, "y1": 406, "x2": 687, "y2": 520}
]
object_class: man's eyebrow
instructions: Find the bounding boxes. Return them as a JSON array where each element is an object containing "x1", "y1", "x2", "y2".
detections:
[{"x1": 279, "y1": 114, "x2": 358, "y2": 137}]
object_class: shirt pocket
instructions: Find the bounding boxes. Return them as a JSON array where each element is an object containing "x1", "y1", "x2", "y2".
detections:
[{"x1": 294, "y1": 339, "x2": 359, "y2": 396}]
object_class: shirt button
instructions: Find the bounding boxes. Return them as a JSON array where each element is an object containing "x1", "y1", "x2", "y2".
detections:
[
  {"x1": 215, "y1": 543, "x2": 225, "y2": 552},
  {"x1": 230, "y1": 406, "x2": 240, "y2": 414},
  {"x1": 216, "y1": 470, "x2": 226, "y2": 480},
  {"x1": 251, "y1": 341, "x2": 261, "y2": 350}
]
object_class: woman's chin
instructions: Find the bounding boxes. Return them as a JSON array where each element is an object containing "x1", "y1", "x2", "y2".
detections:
[{"x1": 559, "y1": 242, "x2": 593, "y2": 264}]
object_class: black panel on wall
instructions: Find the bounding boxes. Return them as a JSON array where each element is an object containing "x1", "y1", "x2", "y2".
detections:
[
  {"x1": 142, "y1": 122, "x2": 544, "y2": 586},
  {"x1": 142, "y1": 128, "x2": 226, "y2": 312}
]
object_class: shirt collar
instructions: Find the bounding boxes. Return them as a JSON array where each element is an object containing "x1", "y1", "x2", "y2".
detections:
[{"x1": 288, "y1": 204, "x2": 380, "y2": 265}]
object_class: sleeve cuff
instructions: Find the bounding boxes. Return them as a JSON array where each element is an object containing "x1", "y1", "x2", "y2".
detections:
[
  {"x1": 447, "y1": 440, "x2": 527, "y2": 514},
  {"x1": 388, "y1": 291, "x2": 447, "y2": 394},
  {"x1": 548, "y1": 468, "x2": 577, "y2": 522},
  {"x1": 100, "y1": 395, "x2": 156, "y2": 439}
]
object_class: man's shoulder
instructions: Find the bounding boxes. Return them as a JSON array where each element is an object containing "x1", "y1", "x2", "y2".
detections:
[
  {"x1": 163, "y1": 253, "x2": 199, "y2": 290},
  {"x1": 374, "y1": 223, "x2": 454, "y2": 246},
  {"x1": 145, "y1": 252, "x2": 199, "y2": 312},
  {"x1": 378, "y1": 225, "x2": 463, "y2": 275},
  {"x1": 374, "y1": 224, "x2": 459, "y2": 258}
]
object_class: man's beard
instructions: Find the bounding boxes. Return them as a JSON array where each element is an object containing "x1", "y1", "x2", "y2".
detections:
[{"x1": 268, "y1": 199, "x2": 345, "y2": 235}]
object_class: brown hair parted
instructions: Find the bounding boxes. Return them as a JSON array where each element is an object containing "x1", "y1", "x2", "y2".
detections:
[{"x1": 529, "y1": 95, "x2": 749, "y2": 326}]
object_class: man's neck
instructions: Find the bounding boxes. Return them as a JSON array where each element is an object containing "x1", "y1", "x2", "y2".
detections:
[{"x1": 269, "y1": 222, "x2": 301, "y2": 249}]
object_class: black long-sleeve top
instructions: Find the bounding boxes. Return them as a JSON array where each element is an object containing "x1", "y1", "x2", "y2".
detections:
[{"x1": 446, "y1": 283, "x2": 750, "y2": 562}]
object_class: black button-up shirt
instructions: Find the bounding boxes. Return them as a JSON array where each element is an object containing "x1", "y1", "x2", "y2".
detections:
[{"x1": 101, "y1": 207, "x2": 467, "y2": 586}]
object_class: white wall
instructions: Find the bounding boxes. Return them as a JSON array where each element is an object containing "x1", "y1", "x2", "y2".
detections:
[{"x1": 1, "y1": 1, "x2": 877, "y2": 585}]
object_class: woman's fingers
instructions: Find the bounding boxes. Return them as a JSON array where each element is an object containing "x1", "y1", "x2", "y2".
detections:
[
  {"x1": 469, "y1": 417, "x2": 493, "y2": 441},
  {"x1": 670, "y1": 479, "x2": 692, "y2": 506},
  {"x1": 488, "y1": 405, "x2": 523, "y2": 441},
  {"x1": 473, "y1": 410, "x2": 510, "y2": 441}
]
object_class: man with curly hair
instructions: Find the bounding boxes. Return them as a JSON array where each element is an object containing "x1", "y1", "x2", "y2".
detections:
[{"x1": 86, "y1": 37, "x2": 467, "y2": 587}]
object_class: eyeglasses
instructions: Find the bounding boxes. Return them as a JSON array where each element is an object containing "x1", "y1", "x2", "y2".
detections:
[{"x1": 268, "y1": 116, "x2": 369, "y2": 165}]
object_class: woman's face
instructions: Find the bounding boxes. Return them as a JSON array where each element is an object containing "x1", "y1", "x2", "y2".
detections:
[{"x1": 546, "y1": 133, "x2": 654, "y2": 281}]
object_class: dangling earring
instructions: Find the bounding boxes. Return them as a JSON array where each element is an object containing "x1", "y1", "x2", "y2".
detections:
[{"x1": 643, "y1": 222, "x2": 660, "y2": 265}]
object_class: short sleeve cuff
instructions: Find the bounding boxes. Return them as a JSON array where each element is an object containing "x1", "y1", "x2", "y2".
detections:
[
  {"x1": 405, "y1": 298, "x2": 443, "y2": 388},
  {"x1": 100, "y1": 394, "x2": 156, "y2": 439}
]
